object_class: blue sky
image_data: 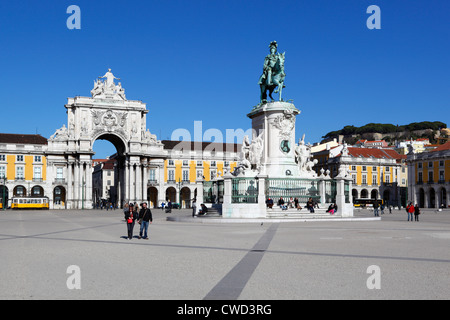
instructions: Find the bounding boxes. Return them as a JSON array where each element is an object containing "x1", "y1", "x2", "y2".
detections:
[{"x1": 0, "y1": 0, "x2": 449, "y2": 158}]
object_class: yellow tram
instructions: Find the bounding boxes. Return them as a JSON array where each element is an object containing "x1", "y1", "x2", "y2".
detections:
[{"x1": 11, "y1": 197, "x2": 49, "y2": 210}]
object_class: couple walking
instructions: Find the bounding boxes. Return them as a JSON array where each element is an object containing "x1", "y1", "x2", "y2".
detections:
[{"x1": 124, "y1": 202, "x2": 153, "y2": 240}]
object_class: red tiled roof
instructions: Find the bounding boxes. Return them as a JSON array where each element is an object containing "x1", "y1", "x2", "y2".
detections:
[
  {"x1": 431, "y1": 141, "x2": 450, "y2": 152},
  {"x1": 347, "y1": 147, "x2": 403, "y2": 159},
  {"x1": 0, "y1": 133, "x2": 47, "y2": 145}
]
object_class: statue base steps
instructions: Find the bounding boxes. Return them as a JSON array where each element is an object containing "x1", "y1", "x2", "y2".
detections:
[{"x1": 266, "y1": 207, "x2": 340, "y2": 219}]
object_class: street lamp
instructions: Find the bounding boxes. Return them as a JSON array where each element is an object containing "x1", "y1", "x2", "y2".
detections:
[
  {"x1": 177, "y1": 177, "x2": 182, "y2": 209},
  {"x1": 0, "y1": 178, "x2": 6, "y2": 211}
]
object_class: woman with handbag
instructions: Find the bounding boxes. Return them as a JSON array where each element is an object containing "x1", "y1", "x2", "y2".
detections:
[{"x1": 124, "y1": 203, "x2": 137, "y2": 240}]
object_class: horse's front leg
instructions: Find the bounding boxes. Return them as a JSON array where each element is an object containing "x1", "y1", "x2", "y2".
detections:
[{"x1": 260, "y1": 85, "x2": 267, "y2": 102}]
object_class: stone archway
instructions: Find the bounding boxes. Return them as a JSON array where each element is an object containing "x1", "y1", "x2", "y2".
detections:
[
  {"x1": 166, "y1": 187, "x2": 176, "y2": 203},
  {"x1": 418, "y1": 188, "x2": 425, "y2": 208},
  {"x1": 429, "y1": 188, "x2": 436, "y2": 208},
  {"x1": 439, "y1": 187, "x2": 447, "y2": 208},
  {"x1": 0, "y1": 185, "x2": 8, "y2": 208},
  {"x1": 147, "y1": 186, "x2": 158, "y2": 208},
  {"x1": 180, "y1": 187, "x2": 191, "y2": 208},
  {"x1": 13, "y1": 185, "x2": 26, "y2": 197},
  {"x1": 31, "y1": 185, "x2": 44, "y2": 197},
  {"x1": 53, "y1": 186, "x2": 66, "y2": 209},
  {"x1": 46, "y1": 69, "x2": 167, "y2": 209}
]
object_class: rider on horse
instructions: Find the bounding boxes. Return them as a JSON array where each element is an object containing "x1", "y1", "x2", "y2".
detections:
[{"x1": 258, "y1": 41, "x2": 286, "y2": 103}]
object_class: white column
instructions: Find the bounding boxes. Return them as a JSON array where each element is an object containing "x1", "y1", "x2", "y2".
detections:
[
  {"x1": 130, "y1": 163, "x2": 136, "y2": 202},
  {"x1": 67, "y1": 161, "x2": 73, "y2": 209},
  {"x1": 74, "y1": 161, "x2": 79, "y2": 209},
  {"x1": 125, "y1": 159, "x2": 130, "y2": 202},
  {"x1": 136, "y1": 163, "x2": 142, "y2": 203},
  {"x1": 142, "y1": 163, "x2": 148, "y2": 202},
  {"x1": 158, "y1": 164, "x2": 165, "y2": 206},
  {"x1": 86, "y1": 160, "x2": 93, "y2": 209}
]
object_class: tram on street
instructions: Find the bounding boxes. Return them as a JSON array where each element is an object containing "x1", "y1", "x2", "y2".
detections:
[
  {"x1": 11, "y1": 196, "x2": 50, "y2": 210},
  {"x1": 353, "y1": 198, "x2": 384, "y2": 208}
]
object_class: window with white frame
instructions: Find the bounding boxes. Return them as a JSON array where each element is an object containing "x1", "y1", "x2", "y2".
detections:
[
  {"x1": 182, "y1": 170, "x2": 189, "y2": 181},
  {"x1": 362, "y1": 174, "x2": 367, "y2": 185},
  {"x1": 16, "y1": 166, "x2": 24, "y2": 179},
  {"x1": 149, "y1": 169, "x2": 156, "y2": 181},
  {"x1": 34, "y1": 156, "x2": 42, "y2": 163},
  {"x1": 16, "y1": 155, "x2": 24, "y2": 162},
  {"x1": 372, "y1": 174, "x2": 377, "y2": 185},
  {"x1": 168, "y1": 169, "x2": 175, "y2": 181},
  {"x1": 0, "y1": 166, "x2": 5, "y2": 178},
  {"x1": 56, "y1": 167, "x2": 63, "y2": 179},
  {"x1": 34, "y1": 167, "x2": 41, "y2": 179},
  {"x1": 0, "y1": 155, "x2": 5, "y2": 161}
]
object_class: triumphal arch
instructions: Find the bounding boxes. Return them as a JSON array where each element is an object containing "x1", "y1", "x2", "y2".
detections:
[{"x1": 46, "y1": 69, "x2": 166, "y2": 209}]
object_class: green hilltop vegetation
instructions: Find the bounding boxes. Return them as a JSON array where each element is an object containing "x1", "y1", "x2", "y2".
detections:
[{"x1": 322, "y1": 121, "x2": 447, "y2": 143}]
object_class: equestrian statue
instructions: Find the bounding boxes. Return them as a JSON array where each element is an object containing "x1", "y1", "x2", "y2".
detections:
[{"x1": 258, "y1": 41, "x2": 286, "y2": 103}]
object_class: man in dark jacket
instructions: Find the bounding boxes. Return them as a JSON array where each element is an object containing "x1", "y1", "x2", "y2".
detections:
[{"x1": 138, "y1": 202, "x2": 153, "y2": 239}]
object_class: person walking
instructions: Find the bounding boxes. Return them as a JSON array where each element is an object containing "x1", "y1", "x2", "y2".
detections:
[
  {"x1": 373, "y1": 200, "x2": 379, "y2": 217},
  {"x1": 124, "y1": 203, "x2": 137, "y2": 240},
  {"x1": 414, "y1": 204, "x2": 420, "y2": 222},
  {"x1": 138, "y1": 202, "x2": 153, "y2": 239},
  {"x1": 192, "y1": 200, "x2": 197, "y2": 217}
]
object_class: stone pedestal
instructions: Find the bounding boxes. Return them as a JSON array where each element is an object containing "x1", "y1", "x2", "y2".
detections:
[{"x1": 247, "y1": 101, "x2": 300, "y2": 178}]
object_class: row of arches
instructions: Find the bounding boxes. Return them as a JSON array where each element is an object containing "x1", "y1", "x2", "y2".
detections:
[
  {"x1": 147, "y1": 186, "x2": 196, "y2": 208},
  {"x1": 416, "y1": 187, "x2": 448, "y2": 208},
  {"x1": 0, "y1": 185, "x2": 66, "y2": 208}
]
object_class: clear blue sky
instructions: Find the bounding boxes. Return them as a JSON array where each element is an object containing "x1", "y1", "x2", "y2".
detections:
[{"x1": 0, "y1": 0, "x2": 449, "y2": 158}]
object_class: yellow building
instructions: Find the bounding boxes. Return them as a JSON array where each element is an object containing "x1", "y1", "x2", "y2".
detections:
[
  {"x1": 0, "y1": 134, "x2": 48, "y2": 207},
  {"x1": 313, "y1": 145, "x2": 407, "y2": 207},
  {"x1": 156, "y1": 140, "x2": 240, "y2": 208},
  {"x1": 407, "y1": 141, "x2": 450, "y2": 208}
]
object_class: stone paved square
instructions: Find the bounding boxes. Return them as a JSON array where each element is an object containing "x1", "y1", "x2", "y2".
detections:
[{"x1": 1, "y1": 208, "x2": 449, "y2": 300}]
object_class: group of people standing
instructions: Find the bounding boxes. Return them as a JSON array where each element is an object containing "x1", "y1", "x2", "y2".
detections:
[
  {"x1": 123, "y1": 202, "x2": 153, "y2": 240},
  {"x1": 406, "y1": 202, "x2": 421, "y2": 221}
]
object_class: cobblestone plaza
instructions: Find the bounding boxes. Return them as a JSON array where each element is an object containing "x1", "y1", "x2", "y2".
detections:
[{"x1": 1, "y1": 209, "x2": 449, "y2": 300}]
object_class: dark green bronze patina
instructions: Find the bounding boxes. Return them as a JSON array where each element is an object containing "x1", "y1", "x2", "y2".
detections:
[{"x1": 258, "y1": 41, "x2": 286, "y2": 103}]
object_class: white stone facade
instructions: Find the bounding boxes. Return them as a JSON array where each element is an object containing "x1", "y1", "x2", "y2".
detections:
[{"x1": 46, "y1": 70, "x2": 166, "y2": 209}]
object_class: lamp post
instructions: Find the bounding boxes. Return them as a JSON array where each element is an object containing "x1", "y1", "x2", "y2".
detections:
[
  {"x1": 177, "y1": 177, "x2": 181, "y2": 209},
  {"x1": 0, "y1": 178, "x2": 6, "y2": 211},
  {"x1": 82, "y1": 178, "x2": 85, "y2": 210}
]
